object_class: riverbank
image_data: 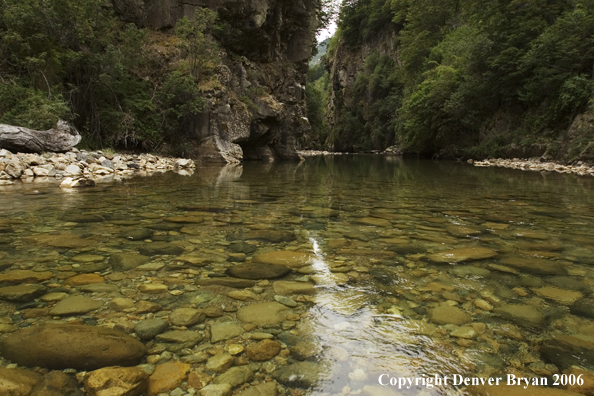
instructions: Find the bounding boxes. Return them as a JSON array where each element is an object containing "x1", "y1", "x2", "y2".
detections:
[
  {"x1": 471, "y1": 158, "x2": 594, "y2": 176},
  {"x1": 0, "y1": 148, "x2": 196, "y2": 186}
]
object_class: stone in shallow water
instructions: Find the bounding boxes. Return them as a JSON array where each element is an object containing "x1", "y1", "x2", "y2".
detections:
[
  {"x1": 500, "y1": 257, "x2": 565, "y2": 275},
  {"x1": 226, "y1": 263, "x2": 291, "y2": 279},
  {"x1": 134, "y1": 318, "x2": 169, "y2": 340},
  {"x1": 246, "y1": 339, "x2": 281, "y2": 361},
  {"x1": 227, "y1": 230, "x2": 296, "y2": 243},
  {"x1": 148, "y1": 362, "x2": 190, "y2": 395},
  {"x1": 513, "y1": 229, "x2": 549, "y2": 240},
  {"x1": 237, "y1": 302, "x2": 290, "y2": 326},
  {"x1": 236, "y1": 382, "x2": 277, "y2": 396},
  {"x1": 229, "y1": 242, "x2": 258, "y2": 254},
  {"x1": 493, "y1": 304, "x2": 545, "y2": 328},
  {"x1": 212, "y1": 366, "x2": 254, "y2": 389},
  {"x1": 138, "y1": 283, "x2": 168, "y2": 294},
  {"x1": 532, "y1": 286, "x2": 583, "y2": 305},
  {"x1": 84, "y1": 366, "x2": 148, "y2": 396},
  {"x1": 156, "y1": 330, "x2": 203, "y2": 347},
  {"x1": 254, "y1": 251, "x2": 315, "y2": 268},
  {"x1": 64, "y1": 273, "x2": 104, "y2": 287},
  {"x1": 71, "y1": 261, "x2": 109, "y2": 274},
  {"x1": 210, "y1": 322, "x2": 244, "y2": 343},
  {"x1": 200, "y1": 384, "x2": 232, "y2": 396},
  {"x1": 272, "y1": 281, "x2": 316, "y2": 296},
  {"x1": 452, "y1": 266, "x2": 491, "y2": 278},
  {"x1": 169, "y1": 308, "x2": 206, "y2": 326},
  {"x1": 80, "y1": 283, "x2": 119, "y2": 293},
  {"x1": 446, "y1": 225, "x2": 481, "y2": 237},
  {"x1": 0, "y1": 284, "x2": 46, "y2": 302},
  {"x1": 195, "y1": 278, "x2": 255, "y2": 288},
  {"x1": 570, "y1": 298, "x2": 594, "y2": 319},
  {"x1": 0, "y1": 324, "x2": 146, "y2": 370},
  {"x1": 49, "y1": 295, "x2": 102, "y2": 316},
  {"x1": 0, "y1": 270, "x2": 53, "y2": 284},
  {"x1": 25, "y1": 234, "x2": 98, "y2": 249},
  {"x1": 429, "y1": 305, "x2": 471, "y2": 325},
  {"x1": 72, "y1": 254, "x2": 105, "y2": 263},
  {"x1": 137, "y1": 242, "x2": 184, "y2": 256},
  {"x1": 426, "y1": 247, "x2": 497, "y2": 263},
  {"x1": 164, "y1": 215, "x2": 204, "y2": 223},
  {"x1": 109, "y1": 253, "x2": 150, "y2": 271},
  {"x1": 0, "y1": 367, "x2": 42, "y2": 396},
  {"x1": 540, "y1": 334, "x2": 594, "y2": 369},
  {"x1": 355, "y1": 217, "x2": 392, "y2": 227},
  {"x1": 118, "y1": 228, "x2": 154, "y2": 241},
  {"x1": 273, "y1": 362, "x2": 329, "y2": 388},
  {"x1": 206, "y1": 353, "x2": 235, "y2": 373},
  {"x1": 227, "y1": 290, "x2": 261, "y2": 301}
]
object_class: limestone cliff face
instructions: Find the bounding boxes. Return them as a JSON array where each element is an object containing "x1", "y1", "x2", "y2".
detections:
[{"x1": 112, "y1": 0, "x2": 318, "y2": 162}]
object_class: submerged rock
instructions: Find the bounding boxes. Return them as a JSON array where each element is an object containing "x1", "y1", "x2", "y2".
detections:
[
  {"x1": 540, "y1": 334, "x2": 594, "y2": 369},
  {"x1": 493, "y1": 304, "x2": 545, "y2": 328},
  {"x1": 210, "y1": 322, "x2": 245, "y2": 343},
  {"x1": 272, "y1": 281, "x2": 316, "y2": 295},
  {"x1": 49, "y1": 295, "x2": 102, "y2": 316},
  {"x1": 212, "y1": 366, "x2": 254, "y2": 389},
  {"x1": 0, "y1": 284, "x2": 46, "y2": 302},
  {"x1": 226, "y1": 263, "x2": 291, "y2": 279},
  {"x1": 109, "y1": 253, "x2": 151, "y2": 271},
  {"x1": 147, "y1": 362, "x2": 190, "y2": 395},
  {"x1": 500, "y1": 257, "x2": 565, "y2": 275},
  {"x1": 0, "y1": 367, "x2": 42, "y2": 396},
  {"x1": 426, "y1": 247, "x2": 497, "y2": 263},
  {"x1": 237, "y1": 302, "x2": 290, "y2": 326},
  {"x1": 273, "y1": 362, "x2": 328, "y2": 388},
  {"x1": 84, "y1": 366, "x2": 148, "y2": 396},
  {"x1": 0, "y1": 324, "x2": 146, "y2": 370},
  {"x1": 254, "y1": 251, "x2": 315, "y2": 268},
  {"x1": 429, "y1": 305, "x2": 471, "y2": 325}
]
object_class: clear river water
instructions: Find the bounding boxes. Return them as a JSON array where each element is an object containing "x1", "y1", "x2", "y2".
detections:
[{"x1": 0, "y1": 155, "x2": 593, "y2": 396}]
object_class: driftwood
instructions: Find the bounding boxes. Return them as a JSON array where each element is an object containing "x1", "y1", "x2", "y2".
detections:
[{"x1": 0, "y1": 120, "x2": 81, "y2": 153}]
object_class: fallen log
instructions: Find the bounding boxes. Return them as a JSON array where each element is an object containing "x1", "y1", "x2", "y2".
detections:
[{"x1": 0, "y1": 120, "x2": 81, "y2": 153}]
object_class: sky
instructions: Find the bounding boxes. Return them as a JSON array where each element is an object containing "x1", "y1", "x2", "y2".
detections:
[{"x1": 317, "y1": 20, "x2": 337, "y2": 42}]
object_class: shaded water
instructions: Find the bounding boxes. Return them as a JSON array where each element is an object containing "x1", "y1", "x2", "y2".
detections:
[{"x1": 1, "y1": 155, "x2": 594, "y2": 395}]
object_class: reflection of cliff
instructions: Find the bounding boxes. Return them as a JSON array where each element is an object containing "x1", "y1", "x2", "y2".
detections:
[{"x1": 113, "y1": 0, "x2": 319, "y2": 163}]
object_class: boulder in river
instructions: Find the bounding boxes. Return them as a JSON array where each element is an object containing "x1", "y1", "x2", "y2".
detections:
[
  {"x1": 226, "y1": 263, "x2": 291, "y2": 279},
  {"x1": 0, "y1": 324, "x2": 146, "y2": 370}
]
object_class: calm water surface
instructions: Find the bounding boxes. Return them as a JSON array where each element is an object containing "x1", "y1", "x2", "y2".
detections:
[{"x1": 1, "y1": 155, "x2": 593, "y2": 395}]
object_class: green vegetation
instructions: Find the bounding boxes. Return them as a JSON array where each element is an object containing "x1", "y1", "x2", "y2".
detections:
[
  {"x1": 323, "y1": 0, "x2": 594, "y2": 159},
  {"x1": 303, "y1": 62, "x2": 331, "y2": 149},
  {"x1": 0, "y1": 1, "x2": 220, "y2": 153}
]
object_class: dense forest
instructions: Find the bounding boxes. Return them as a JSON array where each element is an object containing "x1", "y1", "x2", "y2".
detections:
[{"x1": 306, "y1": 0, "x2": 594, "y2": 162}]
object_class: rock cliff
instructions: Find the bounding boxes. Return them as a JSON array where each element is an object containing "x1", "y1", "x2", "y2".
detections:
[{"x1": 112, "y1": 0, "x2": 319, "y2": 162}]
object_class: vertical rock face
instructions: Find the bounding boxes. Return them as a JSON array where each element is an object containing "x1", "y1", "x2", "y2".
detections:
[{"x1": 112, "y1": 0, "x2": 318, "y2": 163}]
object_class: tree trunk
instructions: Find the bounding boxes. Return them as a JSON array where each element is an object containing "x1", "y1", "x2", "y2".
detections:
[{"x1": 0, "y1": 120, "x2": 81, "y2": 153}]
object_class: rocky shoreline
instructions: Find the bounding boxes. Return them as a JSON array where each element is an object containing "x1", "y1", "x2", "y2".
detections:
[
  {"x1": 0, "y1": 148, "x2": 196, "y2": 187},
  {"x1": 471, "y1": 158, "x2": 594, "y2": 176}
]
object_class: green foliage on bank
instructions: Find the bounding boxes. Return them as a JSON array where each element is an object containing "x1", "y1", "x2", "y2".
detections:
[
  {"x1": 326, "y1": 0, "x2": 594, "y2": 159},
  {"x1": 0, "y1": 1, "x2": 220, "y2": 153}
]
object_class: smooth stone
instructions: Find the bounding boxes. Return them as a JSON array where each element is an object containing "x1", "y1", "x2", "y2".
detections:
[
  {"x1": 135, "y1": 318, "x2": 169, "y2": 340},
  {"x1": 61, "y1": 213, "x2": 102, "y2": 223},
  {"x1": 109, "y1": 253, "x2": 150, "y2": 271},
  {"x1": 254, "y1": 251, "x2": 315, "y2": 268},
  {"x1": 156, "y1": 331, "x2": 203, "y2": 347},
  {"x1": 72, "y1": 254, "x2": 105, "y2": 263},
  {"x1": 169, "y1": 308, "x2": 205, "y2": 326},
  {"x1": 452, "y1": 266, "x2": 491, "y2": 278},
  {"x1": 80, "y1": 283, "x2": 119, "y2": 293},
  {"x1": 118, "y1": 228, "x2": 154, "y2": 241},
  {"x1": 446, "y1": 225, "x2": 481, "y2": 236},
  {"x1": 237, "y1": 302, "x2": 290, "y2": 326},
  {"x1": 206, "y1": 353, "x2": 235, "y2": 373},
  {"x1": 200, "y1": 384, "x2": 232, "y2": 396},
  {"x1": 84, "y1": 366, "x2": 149, "y2": 396},
  {"x1": 494, "y1": 304, "x2": 545, "y2": 328},
  {"x1": 40, "y1": 292, "x2": 68, "y2": 302},
  {"x1": 174, "y1": 255, "x2": 208, "y2": 267},
  {"x1": 0, "y1": 284, "x2": 46, "y2": 301},
  {"x1": 273, "y1": 362, "x2": 328, "y2": 388},
  {"x1": 138, "y1": 284, "x2": 168, "y2": 294},
  {"x1": 137, "y1": 243, "x2": 184, "y2": 256},
  {"x1": 136, "y1": 262, "x2": 165, "y2": 271},
  {"x1": 25, "y1": 234, "x2": 98, "y2": 249},
  {"x1": 272, "y1": 281, "x2": 316, "y2": 296},
  {"x1": 64, "y1": 273, "x2": 104, "y2": 287},
  {"x1": 236, "y1": 382, "x2": 277, "y2": 396},
  {"x1": 513, "y1": 229, "x2": 549, "y2": 239},
  {"x1": 71, "y1": 261, "x2": 109, "y2": 273},
  {"x1": 355, "y1": 217, "x2": 391, "y2": 227},
  {"x1": 228, "y1": 242, "x2": 258, "y2": 254},
  {"x1": 110, "y1": 298, "x2": 136, "y2": 311},
  {"x1": 426, "y1": 247, "x2": 497, "y2": 263},
  {"x1": 228, "y1": 344, "x2": 244, "y2": 355},
  {"x1": 210, "y1": 322, "x2": 245, "y2": 343},
  {"x1": 164, "y1": 216, "x2": 204, "y2": 223},
  {"x1": 135, "y1": 301, "x2": 163, "y2": 313},
  {"x1": 540, "y1": 334, "x2": 594, "y2": 369},
  {"x1": 570, "y1": 298, "x2": 594, "y2": 319},
  {"x1": 274, "y1": 295, "x2": 298, "y2": 308},
  {"x1": 500, "y1": 257, "x2": 565, "y2": 275},
  {"x1": 0, "y1": 324, "x2": 146, "y2": 370},
  {"x1": 532, "y1": 286, "x2": 583, "y2": 305},
  {"x1": 0, "y1": 367, "x2": 42, "y2": 396},
  {"x1": 291, "y1": 340, "x2": 322, "y2": 360},
  {"x1": 147, "y1": 362, "x2": 190, "y2": 395},
  {"x1": 49, "y1": 295, "x2": 102, "y2": 316},
  {"x1": 32, "y1": 371, "x2": 82, "y2": 396},
  {"x1": 430, "y1": 305, "x2": 471, "y2": 325},
  {"x1": 227, "y1": 290, "x2": 261, "y2": 301},
  {"x1": 226, "y1": 263, "x2": 291, "y2": 280},
  {"x1": 195, "y1": 279, "x2": 256, "y2": 288},
  {"x1": 0, "y1": 270, "x2": 53, "y2": 284},
  {"x1": 245, "y1": 339, "x2": 281, "y2": 361},
  {"x1": 227, "y1": 230, "x2": 296, "y2": 243},
  {"x1": 450, "y1": 326, "x2": 477, "y2": 339},
  {"x1": 212, "y1": 366, "x2": 254, "y2": 389}
]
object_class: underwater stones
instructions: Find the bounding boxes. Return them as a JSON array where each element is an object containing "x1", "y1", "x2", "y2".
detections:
[
  {"x1": 570, "y1": 298, "x2": 594, "y2": 319},
  {"x1": 147, "y1": 362, "x2": 190, "y2": 395},
  {"x1": 237, "y1": 302, "x2": 290, "y2": 326},
  {"x1": 227, "y1": 290, "x2": 261, "y2": 301},
  {"x1": 500, "y1": 257, "x2": 565, "y2": 275},
  {"x1": 226, "y1": 263, "x2": 291, "y2": 279},
  {"x1": 245, "y1": 340, "x2": 281, "y2": 361},
  {"x1": 272, "y1": 281, "x2": 316, "y2": 296},
  {"x1": 25, "y1": 234, "x2": 98, "y2": 249},
  {"x1": 450, "y1": 325, "x2": 478, "y2": 339},
  {"x1": 49, "y1": 296, "x2": 102, "y2": 316},
  {"x1": 452, "y1": 266, "x2": 491, "y2": 278},
  {"x1": 84, "y1": 366, "x2": 149, "y2": 396},
  {"x1": 355, "y1": 217, "x2": 392, "y2": 227},
  {"x1": 134, "y1": 318, "x2": 169, "y2": 340},
  {"x1": 0, "y1": 284, "x2": 46, "y2": 301},
  {"x1": 426, "y1": 247, "x2": 497, "y2": 263},
  {"x1": 206, "y1": 353, "x2": 235, "y2": 373},
  {"x1": 532, "y1": 286, "x2": 583, "y2": 305},
  {"x1": 370, "y1": 268, "x2": 396, "y2": 285},
  {"x1": 227, "y1": 230, "x2": 296, "y2": 243},
  {"x1": 118, "y1": 228, "x2": 154, "y2": 241},
  {"x1": 446, "y1": 225, "x2": 481, "y2": 237},
  {"x1": 254, "y1": 251, "x2": 315, "y2": 268},
  {"x1": 430, "y1": 305, "x2": 471, "y2": 325},
  {"x1": 169, "y1": 308, "x2": 206, "y2": 327},
  {"x1": 109, "y1": 253, "x2": 150, "y2": 271},
  {"x1": 210, "y1": 322, "x2": 244, "y2": 343},
  {"x1": 228, "y1": 242, "x2": 258, "y2": 254},
  {"x1": 155, "y1": 330, "x2": 203, "y2": 348},
  {"x1": 273, "y1": 362, "x2": 328, "y2": 388},
  {"x1": 195, "y1": 278, "x2": 256, "y2": 288},
  {"x1": 212, "y1": 366, "x2": 254, "y2": 389},
  {"x1": 138, "y1": 283, "x2": 168, "y2": 294},
  {"x1": 541, "y1": 334, "x2": 594, "y2": 368},
  {"x1": 64, "y1": 273, "x2": 104, "y2": 287},
  {"x1": 0, "y1": 270, "x2": 53, "y2": 284},
  {"x1": 236, "y1": 382, "x2": 277, "y2": 396},
  {"x1": 137, "y1": 242, "x2": 184, "y2": 256},
  {"x1": 200, "y1": 384, "x2": 232, "y2": 396},
  {"x1": 493, "y1": 304, "x2": 545, "y2": 328},
  {"x1": 513, "y1": 229, "x2": 549, "y2": 240},
  {"x1": 0, "y1": 324, "x2": 146, "y2": 370},
  {"x1": 164, "y1": 216, "x2": 204, "y2": 224},
  {"x1": 72, "y1": 254, "x2": 105, "y2": 263},
  {"x1": 0, "y1": 367, "x2": 42, "y2": 396}
]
